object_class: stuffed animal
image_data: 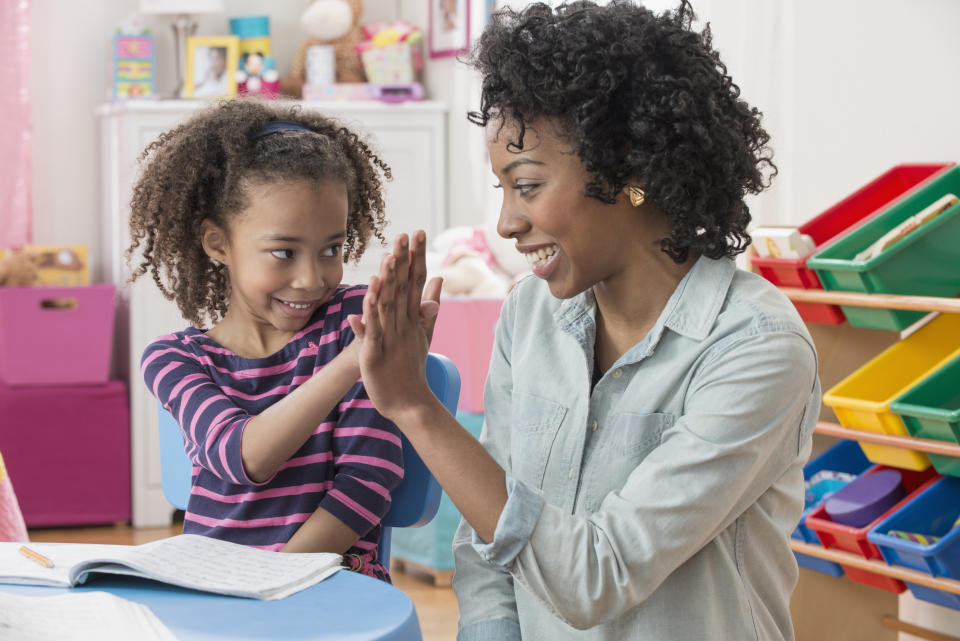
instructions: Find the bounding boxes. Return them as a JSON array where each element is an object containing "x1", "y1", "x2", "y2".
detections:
[
  {"x1": 0, "y1": 251, "x2": 40, "y2": 287},
  {"x1": 282, "y1": 0, "x2": 366, "y2": 98},
  {"x1": 428, "y1": 221, "x2": 531, "y2": 297}
]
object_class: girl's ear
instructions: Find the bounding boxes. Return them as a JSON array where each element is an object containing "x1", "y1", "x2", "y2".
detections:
[{"x1": 201, "y1": 219, "x2": 230, "y2": 265}]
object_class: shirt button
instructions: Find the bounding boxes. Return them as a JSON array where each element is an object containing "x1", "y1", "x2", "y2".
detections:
[
  {"x1": 612, "y1": 368, "x2": 623, "y2": 379},
  {"x1": 591, "y1": 420, "x2": 598, "y2": 432},
  {"x1": 568, "y1": 469, "x2": 574, "y2": 479}
]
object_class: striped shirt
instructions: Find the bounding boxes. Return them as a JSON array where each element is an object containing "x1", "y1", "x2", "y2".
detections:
[{"x1": 141, "y1": 285, "x2": 402, "y2": 573}]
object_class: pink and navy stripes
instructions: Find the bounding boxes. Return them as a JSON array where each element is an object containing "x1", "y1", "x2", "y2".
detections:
[{"x1": 141, "y1": 285, "x2": 403, "y2": 565}]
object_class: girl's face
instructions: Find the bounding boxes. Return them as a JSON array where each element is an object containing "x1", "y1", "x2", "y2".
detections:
[
  {"x1": 487, "y1": 117, "x2": 656, "y2": 300},
  {"x1": 206, "y1": 178, "x2": 348, "y2": 335}
]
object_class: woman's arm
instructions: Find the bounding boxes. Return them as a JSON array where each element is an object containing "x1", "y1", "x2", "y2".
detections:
[{"x1": 347, "y1": 233, "x2": 508, "y2": 540}]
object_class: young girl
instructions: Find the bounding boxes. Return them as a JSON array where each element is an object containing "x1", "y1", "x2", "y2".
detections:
[
  {"x1": 128, "y1": 99, "x2": 418, "y2": 582},
  {"x1": 350, "y1": 1, "x2": 820, "y2": 638}
]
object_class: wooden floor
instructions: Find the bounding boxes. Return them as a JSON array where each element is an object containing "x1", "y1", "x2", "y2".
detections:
[{"x1": 27, "y1": 523, "x2": 460, "y2": 641}]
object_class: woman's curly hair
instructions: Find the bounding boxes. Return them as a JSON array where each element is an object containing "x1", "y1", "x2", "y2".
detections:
[
  {"x1": 126, "y1": 99, "x2": 391, "y2": 327},
  {"x1": 468, "y1": 0, "x2": 776, "y2": 262}
]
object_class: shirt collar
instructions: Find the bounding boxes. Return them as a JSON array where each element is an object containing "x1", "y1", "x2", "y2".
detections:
[{"x1": 553, "y1": 255, "x2": 736, "y2": 343}]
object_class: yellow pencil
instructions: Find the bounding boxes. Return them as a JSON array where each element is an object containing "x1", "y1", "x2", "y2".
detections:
[{"x1": 18, "y1": 545, "x2": 54, "y2": 568}]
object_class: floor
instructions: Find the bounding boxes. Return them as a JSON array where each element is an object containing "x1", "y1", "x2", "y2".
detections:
[{"x1": 27, "y1": 523, "x2": 460, "y2": 641}]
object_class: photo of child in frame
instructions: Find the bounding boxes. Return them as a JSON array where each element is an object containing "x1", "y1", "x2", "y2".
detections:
[{"x1": 184, "y1": 36, "x2": 238, "y2": 99}]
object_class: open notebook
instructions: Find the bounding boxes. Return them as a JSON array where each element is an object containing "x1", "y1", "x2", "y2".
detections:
[
  {"x1": 0, "y1": 591, "x2": 179, "y2": 641},
  {"x1": 0, "y1": 534, "x2": 341, "y2": 600}
]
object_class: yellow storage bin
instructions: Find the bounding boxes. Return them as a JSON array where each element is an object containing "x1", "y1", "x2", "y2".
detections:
[{"x1": 823, "y1": 313, "x2": 960, "y2": 470}]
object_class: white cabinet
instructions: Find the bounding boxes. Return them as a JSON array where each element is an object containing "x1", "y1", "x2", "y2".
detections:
[{"x1": 98, "y1": 100, "x2": 448, "y2": 526}]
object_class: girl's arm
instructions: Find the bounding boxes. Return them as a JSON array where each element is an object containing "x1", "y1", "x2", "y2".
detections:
[
  {"x1": 239, "y1": 345, "x2": 361, "y2": 483},
  {"x1": 348, "y1": 232, "x2": 508, "y2": 542}
]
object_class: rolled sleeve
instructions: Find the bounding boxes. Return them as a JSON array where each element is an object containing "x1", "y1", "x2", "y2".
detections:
[{"x1": 471, "y1": 476, "x2": 546, "y2": 566}]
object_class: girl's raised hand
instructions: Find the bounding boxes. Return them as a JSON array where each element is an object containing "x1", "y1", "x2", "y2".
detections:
[{"x1": 347, "y1": 232, "x2": 442, "y2": 424}]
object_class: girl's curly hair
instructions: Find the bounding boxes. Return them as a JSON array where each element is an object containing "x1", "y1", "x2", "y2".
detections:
[
  {"x1": 126, "y1": 99, "x2": 391, "y2": 327},
  {"x1": 468, "y1": 0, "x2": 776, "y2": 262}
]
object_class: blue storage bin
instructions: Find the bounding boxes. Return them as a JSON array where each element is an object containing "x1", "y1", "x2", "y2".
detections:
[
  {"x1": 794, "y1": 440, "x2": 872, "y2": 577},
  {"x1": 867, "y1": 476, "x2": 960, "y2": 610}
]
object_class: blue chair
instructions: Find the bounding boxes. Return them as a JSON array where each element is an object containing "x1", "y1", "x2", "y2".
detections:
[{"x1": 158, "y1": 353, "x2": 460, "y2": 570}]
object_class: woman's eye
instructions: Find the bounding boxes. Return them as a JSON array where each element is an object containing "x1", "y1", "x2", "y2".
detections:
[
  {"x1": 322, "y1": 245, "x2": 342, "y2": 258},
  {"x1": 516, "y1": 182, "x2": 539, "y2": 195},
  {"x1": 492, "y1": 182, "x2": 502, "y2": 189},
  {"x1": 271, "y1": 249, "x2": 294, "y2": 260}
]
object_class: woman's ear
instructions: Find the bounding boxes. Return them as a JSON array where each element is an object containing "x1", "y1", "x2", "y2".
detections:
[{"x1": 200, "y1": 219, "x2": 229, "y2": 266}]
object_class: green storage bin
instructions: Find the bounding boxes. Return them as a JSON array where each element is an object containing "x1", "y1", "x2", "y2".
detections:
[
  {"x1": 807, "y1": 165, "x2": 960, "y2": 330},
  {"x1": 892, "y1": 353, "x2": 960, "y2": 477}
]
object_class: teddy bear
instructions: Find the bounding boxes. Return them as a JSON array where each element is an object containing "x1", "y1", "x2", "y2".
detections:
[
  {"x1": 281, "y1": 0, "x2": 366, "y2": 98},
  {"x1": 0, "y1": 251, "x2": 40, "y2": 287}
]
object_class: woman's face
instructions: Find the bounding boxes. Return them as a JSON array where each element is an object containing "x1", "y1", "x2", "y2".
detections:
[{"x1": 487, "y1": 117, "x2": 654, "y2": 300}]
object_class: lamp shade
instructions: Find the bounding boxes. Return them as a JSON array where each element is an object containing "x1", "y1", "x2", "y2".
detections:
[{"x1": 139, "y1": 0, "x2": 225, "y2": 14}]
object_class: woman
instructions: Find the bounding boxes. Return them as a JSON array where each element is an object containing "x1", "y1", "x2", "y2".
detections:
[{"x1": 347, "y1": 2, "x2": 819, "y2": 639}]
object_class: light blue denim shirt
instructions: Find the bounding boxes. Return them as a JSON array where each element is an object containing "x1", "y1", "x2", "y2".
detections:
[{"x1": 453, "y1": 256, "x2": 820, "y2": 641}]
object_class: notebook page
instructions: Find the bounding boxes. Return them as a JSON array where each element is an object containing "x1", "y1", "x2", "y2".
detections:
[
  {"x1": 0, "y1": 591, "x2": 179, "y2": 641},
  {"x1": 0, "y1": 543, "x2": 127, "y2": 587},
  {"x1": 108, "y1": 534, "x2": 342, "y2": 599}
]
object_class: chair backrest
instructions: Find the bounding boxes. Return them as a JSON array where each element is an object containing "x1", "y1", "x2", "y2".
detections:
[{"x1": 158, "y1": 353, "x2": 461, "y2": 569}]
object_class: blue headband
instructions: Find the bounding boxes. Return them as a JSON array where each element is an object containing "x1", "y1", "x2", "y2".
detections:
[{"x1": 249, "y1": 120, "x2": 312, "y2": 140}]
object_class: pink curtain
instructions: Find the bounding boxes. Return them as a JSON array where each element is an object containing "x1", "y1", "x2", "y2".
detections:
[{"x1": 0, "y1": 0, "x2": 31, "y2": 247}]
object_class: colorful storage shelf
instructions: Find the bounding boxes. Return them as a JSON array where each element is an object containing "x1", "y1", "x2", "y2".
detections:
[
  {"x1": 807, "y1": 165, "x2": 960, "y2": 330},
  {"x1": 794, "y1": 440, "x2": 873, "y2": 577},
  {"x1": 868, "y1": 476, "x2": 960, "y2": 609},
  {"x1": 891, "y1": 353, "x2": 960, "y2": 477},
  {"x1": 751, "y1": 163, "x2": 951, "y2": 325},
  {"x1": 822, "y1": 313, "x2": 960, "y2": 470},
  {"x1": 804, "y1": 465, "x2": 939, "y2": 593}
]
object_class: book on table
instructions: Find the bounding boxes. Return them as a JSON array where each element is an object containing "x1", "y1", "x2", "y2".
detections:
[
  {"x1": 0, "y1": 534, "x2": 342, "y2": 600},
  {"x1": 0, "y1": 590, "x2": 179, "y2": 641}
]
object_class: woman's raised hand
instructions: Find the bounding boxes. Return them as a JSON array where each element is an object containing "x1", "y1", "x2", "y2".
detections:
[{"x1": 347, "y1": 231, "x2": 443, "y2": 423}]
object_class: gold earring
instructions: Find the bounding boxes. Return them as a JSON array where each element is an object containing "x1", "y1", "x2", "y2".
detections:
[{"x1": 626, "y1": 186, "x2": 646, "y2": 207}]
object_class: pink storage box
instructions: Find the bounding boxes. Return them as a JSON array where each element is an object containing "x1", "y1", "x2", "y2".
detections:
[
  {"x1": 0, "y1": 379, "x2": 130, "y2": 526},
  {"x1": 430, "y1": 297, "x2": 504, "y2": 414},
  {"x1": 0, "y1": 284, "x2": 115, "y2": 386}
]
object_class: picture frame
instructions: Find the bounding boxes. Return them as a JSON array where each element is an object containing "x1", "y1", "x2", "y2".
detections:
[
  {"x1": 183, "y1": 35, "x2": 239, "y2": 99},
  {"x1": 429, "y1": 0, "x2": 470, "y2": 58}
]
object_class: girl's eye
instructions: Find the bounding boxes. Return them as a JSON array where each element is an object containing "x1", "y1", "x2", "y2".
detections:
[
  {"x1": 322, "y1": 245, "x2": 342, "y2": 258},
  {"x1": 492, "y1": 183, "x2": 502, "y2": 189},
  {"x1": 271, "y1": 249, "x2": 294, "y2": 260}
]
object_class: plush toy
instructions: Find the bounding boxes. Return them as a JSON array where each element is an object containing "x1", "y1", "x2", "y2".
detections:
[
  {"x1": 428, "y1": 222, "x2": 531, "y2": 297},
  {"x1": 282, "y1": 0, "x2": 366, "y2": 98},
  {"x1": 0, "y1": 251, "x2": 40, "y2": 287}
]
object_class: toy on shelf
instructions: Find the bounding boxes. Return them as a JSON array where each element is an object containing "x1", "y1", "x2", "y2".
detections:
[
  {"x1": 427, "y1": 222, "x2": 531, "y2": 298},
  {"x1": 853, "y1": 193, "x2": 958, "y2": 262},
  {"x1": 229, "y1": 16, "x2": 280, "y2": 98},
  {"x1": 750, "y1": 226, "x2": 816, "y2": 259},
  {"x1": 112, "y1": 16, "x2": 155, "y2": 100},
  {"x1": 0, "y1": 245, "x2": 89, "y2": 286},
  {"x1": 283, "y1": 0, "x2": 366, "y2": 98},
  {"x1": 0, "y1": 252, "x2": 39, "y2": 288},
  {"x1": 355, "y1": 20, "x2": 424, "y2": 100}
]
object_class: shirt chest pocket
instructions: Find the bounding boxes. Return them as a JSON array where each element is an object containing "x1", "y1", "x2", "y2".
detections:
[
  {"x1": 510, "y1": 392, "x2": 567, "y2": 489},
  {"x1": 582, "y1": 412, "x2": 670, "y2": 512}
]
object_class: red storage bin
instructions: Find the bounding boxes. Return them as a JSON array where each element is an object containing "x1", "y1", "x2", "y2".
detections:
[
  {"x1": 429, "y1": 297, "x2": 503, "y2": 414},
  {"x1": 804, "y1": 465, "x2": 939, "y2": 592},
  {"x1": 751, "y1": 163, "x2": 953, "y2": 324},
  {"x1": 0, "y1": 284, "x2": 115, "y2": 386},
  {"x1": 0, "y1": 379, "x2": 130, "y2": 526}
]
